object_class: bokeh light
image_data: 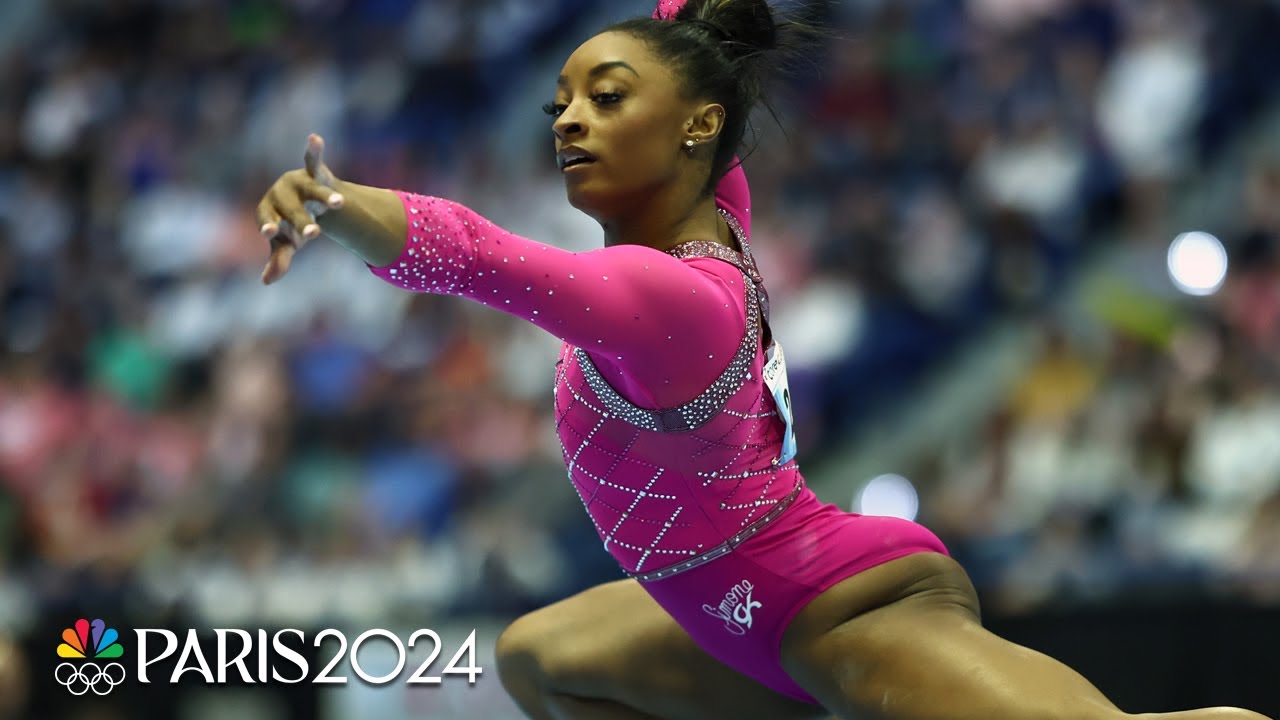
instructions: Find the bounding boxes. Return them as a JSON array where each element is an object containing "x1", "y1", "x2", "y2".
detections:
[
  {"x1": 855, "y1": 474, "x2": 920, "y2": 521},
  {"x1": 1167, "y1": 231, "x2": 1228, "y2": 296}
]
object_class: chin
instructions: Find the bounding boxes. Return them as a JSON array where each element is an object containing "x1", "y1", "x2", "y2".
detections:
[
  {"x1": 564, "y1": 176, "x2": 652, "y2": 221},
  {"x1": 563, "y1": 183, "x2": 612, "y2": 220}
]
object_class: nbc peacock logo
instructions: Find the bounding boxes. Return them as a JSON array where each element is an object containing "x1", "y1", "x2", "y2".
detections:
[{"x1": 54, "y1": 618, "x2": 127, "y2": 696}]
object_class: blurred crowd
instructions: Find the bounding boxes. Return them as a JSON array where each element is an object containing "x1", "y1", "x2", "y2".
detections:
[
  {"x1": 927, "y1": 155, "x2": 1280, "y2": 614},
  {"x1": 1, "y1": 0, "x2": 1279, "y2": 646}
]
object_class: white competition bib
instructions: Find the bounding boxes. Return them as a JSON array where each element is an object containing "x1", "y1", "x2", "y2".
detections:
[{"x1": 761, "y1": 341, "x2": 797, "y2": 466}]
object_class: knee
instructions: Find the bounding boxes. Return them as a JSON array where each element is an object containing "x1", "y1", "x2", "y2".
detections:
[
  {"x1": 495, "y1": 610, "x2": 586, "y2": 694},
  {"x1": 495, "y1": 614, "x2": 547, "y2": 693},
  {"x1": 498, "y1": 613, "x2": 575, "y2": 719}
]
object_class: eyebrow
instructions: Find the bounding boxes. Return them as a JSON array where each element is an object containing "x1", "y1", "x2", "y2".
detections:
[{"x1": 557, "y1": 60, "x2": 640, "y2": 87}]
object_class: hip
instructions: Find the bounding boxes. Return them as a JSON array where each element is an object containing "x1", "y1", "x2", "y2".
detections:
[{"x1": 637, "y1": 490, "x2": 949, "y2": 702}]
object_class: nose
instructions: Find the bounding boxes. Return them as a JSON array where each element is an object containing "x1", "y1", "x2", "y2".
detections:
[{"x1": 552, "y1": 102, "x2": 584, "y2": 143}]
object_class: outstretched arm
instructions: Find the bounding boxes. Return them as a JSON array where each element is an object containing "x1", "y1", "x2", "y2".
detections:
[
  {"x1": 257, "y1": 136, "x2": 746, "y2": 407},
  {"x1": 368, "y1": 191, "x2": 747, "y2": 406},
  {"x1": 257, "y1": 135, "x2": 409, "y2": 280}
]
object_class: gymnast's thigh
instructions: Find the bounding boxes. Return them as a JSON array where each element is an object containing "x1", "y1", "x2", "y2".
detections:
[
  {"x1": 496, "y1": 578, "x2": 829, "y2": 720},
  {"x1": 780, "y1": 553, "x2": 1121, "y2": 720}
]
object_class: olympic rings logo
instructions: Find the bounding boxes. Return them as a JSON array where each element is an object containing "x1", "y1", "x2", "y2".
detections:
[{"x1": 54, "y1": 661, "x2": 127, "y2": 696}]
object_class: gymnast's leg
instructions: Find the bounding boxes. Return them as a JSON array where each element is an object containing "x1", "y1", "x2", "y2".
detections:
[
  {"x1": 496, "y1": 578, "x2": 831, "y2": 720},
  {"x1": 779, "y1": 553, "x2": 1273, "y2": 720}
]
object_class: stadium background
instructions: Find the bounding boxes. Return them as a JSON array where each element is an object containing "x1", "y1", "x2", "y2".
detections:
[{"x1": 1, "y1": 0, "x2": 1278, "y2": 717}]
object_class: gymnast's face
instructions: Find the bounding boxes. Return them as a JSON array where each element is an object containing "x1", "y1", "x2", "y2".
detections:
[{"x1": 548, "y1": 31, "x2": 718, "y2": 217}]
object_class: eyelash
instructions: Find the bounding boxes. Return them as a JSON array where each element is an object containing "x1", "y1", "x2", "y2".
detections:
[{"x1": 542, "y1": 92, "x2": 623, "y2": 117}]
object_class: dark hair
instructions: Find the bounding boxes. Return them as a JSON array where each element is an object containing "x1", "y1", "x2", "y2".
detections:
[{"x1": 603, "y1": 0, "x2": 815, "y2": 196}]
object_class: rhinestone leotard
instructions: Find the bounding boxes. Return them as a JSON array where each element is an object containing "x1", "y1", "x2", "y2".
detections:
[{"x1": 368, "y1": 160, "x2": 804, "y2": 580}]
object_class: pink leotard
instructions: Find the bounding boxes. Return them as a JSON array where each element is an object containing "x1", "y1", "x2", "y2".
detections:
[
  {"x1": 364, "y1": 1, "x2": 949, "y2": 704},
  {"x1": 372, "y1": 171, "x2": 794, "y2": 572}
]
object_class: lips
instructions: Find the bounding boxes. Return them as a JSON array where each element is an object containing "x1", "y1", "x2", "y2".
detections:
[{"x1": 557, "y1": 147, "x2": 597, "y2": 171}]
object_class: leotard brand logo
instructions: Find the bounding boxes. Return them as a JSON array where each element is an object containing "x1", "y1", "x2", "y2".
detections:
[
  {"x1": 703, "y1": 579, "x2": 762, "y2": 636},
  {"x1": 55, "y1": 618, "x2": 127, "y2": 696}
]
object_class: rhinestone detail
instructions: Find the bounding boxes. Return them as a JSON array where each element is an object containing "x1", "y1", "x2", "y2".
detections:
[
  {"x1": 573, "y1": 273, "x2": 759, "y2": 433},
  {"x1": 573, "y1": 211, "x2": 763, "y2": 433},
  {"x1": 627, "y1": 480, "x2": 803, "y2": 582}
]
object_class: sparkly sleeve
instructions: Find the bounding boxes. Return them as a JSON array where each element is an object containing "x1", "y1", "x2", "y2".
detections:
[{"x1": 369, "y1": 191, "x2": 746, "y2": 404}]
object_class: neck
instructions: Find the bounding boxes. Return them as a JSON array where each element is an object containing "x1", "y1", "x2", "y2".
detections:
[{"x1": 598, "y1": 187, "x2": 728, "y2": 252}]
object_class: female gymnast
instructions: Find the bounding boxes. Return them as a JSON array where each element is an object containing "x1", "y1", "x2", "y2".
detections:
[{"x1": 254, "y1": 1, "x2": 1273, "y2": 718}]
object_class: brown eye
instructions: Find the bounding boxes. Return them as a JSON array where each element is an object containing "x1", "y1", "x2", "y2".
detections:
[{"x1": 542, "y1": 102, "x2": 567, "y2": 117}]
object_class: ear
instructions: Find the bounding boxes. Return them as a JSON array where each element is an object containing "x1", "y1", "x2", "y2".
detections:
[{"x1": 684, "y1": 102, "x2": 726, "y2": 145}]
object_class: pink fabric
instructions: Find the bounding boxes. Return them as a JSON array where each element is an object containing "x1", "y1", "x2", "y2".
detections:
[
  {"x1": 655, "y1": 0, "x2": 686, "y2": 20},
  {"x1": 372, "y1": 192, "x2": 746, "y2": 410},
  {"x1": 713, "y1": 156, "x2": 752, "y2": 239},
  {"x1": 646, "y1": 491, "x2": 948, "y2": 702},
  {"x1": 371, "y1": 187, "x2": 797, "y2": 557},
  {"x1": 653, "y1": 0, "x2": 685, "y2": 21},
  {"x1": 549, "y1": 271, "x2": 797, "y2": 574}
]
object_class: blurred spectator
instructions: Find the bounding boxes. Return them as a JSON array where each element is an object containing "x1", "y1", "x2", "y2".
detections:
[{"x1": 0, "y1": 632, "x2": 29, "y2": 720}]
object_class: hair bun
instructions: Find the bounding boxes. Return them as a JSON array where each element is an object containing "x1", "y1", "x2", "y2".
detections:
[{"x1": 676, "y1": 0, "x2": 778, "y2": 60}]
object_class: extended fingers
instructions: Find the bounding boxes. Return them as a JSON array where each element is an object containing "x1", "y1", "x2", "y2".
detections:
[
  {"x1": 304, "y1": 134, "x2": 337, "y2": 186},
  {"x1": 304, "y1": 134, "x2": 324, "y2": 176},
  {"x1": 257, "y1": 181, "x2": 307, "y2": 285},
  {"x1": 256, "y1": 195, "x2": 284, "y2": 239},
  {"x1": 262, "y1": 234, "x2": 297, "y2": 285},
  {"x1": 279, "y1": 171, "x2": 344, "y2": 236},
  {"x1": 269, "y1": 180, "x2": 321, "y2": 242},
  {"x1": 296, "y1": 176, "x2": 344, "y2": 211}
]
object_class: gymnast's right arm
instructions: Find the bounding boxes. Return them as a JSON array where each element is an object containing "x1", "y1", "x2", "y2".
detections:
[{"x1": 255, "y1": 135, "x2": 745, "y2": 405}]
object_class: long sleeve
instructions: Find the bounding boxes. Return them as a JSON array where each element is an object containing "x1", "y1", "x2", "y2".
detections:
[{"x1": 369, "y1": 191, "x2": 747, "y2": 408}]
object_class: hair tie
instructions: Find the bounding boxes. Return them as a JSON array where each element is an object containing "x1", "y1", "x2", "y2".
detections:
[{"x1": 652, "y1": 0, "x2": 684, "y2": 21}]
